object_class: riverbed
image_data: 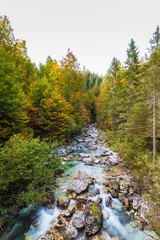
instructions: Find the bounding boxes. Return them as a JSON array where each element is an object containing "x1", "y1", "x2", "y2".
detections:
[{"x1": 2, "y1": 125, "x2": 159, "y2": 240}]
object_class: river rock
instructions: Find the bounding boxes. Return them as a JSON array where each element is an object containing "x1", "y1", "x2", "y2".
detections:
[
  {"x1": 95, "y1": 188, "x2": 100, "y2": 194},
  {"x1": 56, "y1": 216, "x2": 68, "y2": 230},
  {"x1": 76, "y1": 195, "x2": 88, "y2": 211},
  {"x1": 94, "y1": 159, "x2": 100, "y2": 164},
  {"x1": 90, "y1": 145, "x2": 98, "y2": 150},
  {"x1": 91, "y1": 235, "x2": 102, "y2": 240},
  {"x1": 132, "y1": 196, "x2": 141, "y2": 210},
  {"x1": 73, "y1": 217, "x2": 85, "y2": 231},
  {"x1": 85, "y1": 202, "x2": 103, "y2": 236},
  {"x1": 106, "y1": 196, "x2": 112, "y2": 207},
  {"x1": 65, "y1": 226, "x2": 78, "y2": 239},
  {"x1": 78, "y1": 153, "x2": 89, "y2": 158},
  {"x1": 104, "y1": 167, "x2": 110, "y2": 172},
  {"x1": 63, "y1": 205, "x2": 75, "y2": 218},
  {"x1": 67, "y1": 171, "x2": 93, "y2": 195},
  {"x1": 47, "y1": 229, "x2": 64, "y2": 240},
  {"x1": 37, "y1": 235, "x2": 51, "y2": 240},
  {"x1": 57, "y1": 197, "x2": 70, "y2": 209},
  {"x1": 82, "y1": 157, "x2": 93, "y2": 164},
  {"x1": 95, "y1": 150, "x2": 102, "y2": 157},
  {"x1": 68, "y1": 192, "x2": 77, "y2": 199},
  {"x1": 108, "y1": 157, "x2": 118, "y2": 166},
  {"x1": 90, "y1": 191, "x2": 96, "y2": 196}
]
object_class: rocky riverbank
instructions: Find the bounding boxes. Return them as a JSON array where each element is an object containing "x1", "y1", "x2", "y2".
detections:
[
  {"x1": 2, "y1": 124, "x2": 159, "y2": 240},
  {"x1": 35, "y1": 124, "x2": 159, "y2": 240}
]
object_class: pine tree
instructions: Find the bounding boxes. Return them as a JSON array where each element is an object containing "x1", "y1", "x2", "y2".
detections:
[{"x1": 148, "y1": 27, "x2": 160, "y2": 163}]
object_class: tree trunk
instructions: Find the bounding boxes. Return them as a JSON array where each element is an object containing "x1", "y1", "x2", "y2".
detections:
[{"x1": 153, "y1": 86, "x2": 156, "y2": 164}]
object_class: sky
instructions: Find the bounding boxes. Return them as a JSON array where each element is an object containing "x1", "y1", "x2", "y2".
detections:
[{"x1": 0, "y1": 0, "x2": 160, "y2": 75}]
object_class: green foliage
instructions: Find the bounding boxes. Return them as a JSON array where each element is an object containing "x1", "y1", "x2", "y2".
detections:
[
  {"x1": 0, "y1": 134, "x2": 59, "y2": 212},
  {"x1": 0, "y1": 47, "x2": 28, "y2": 142}
]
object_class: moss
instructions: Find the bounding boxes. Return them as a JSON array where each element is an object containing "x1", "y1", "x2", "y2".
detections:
[{"x1": 90, "y1": 202, "x2": 102, "y2": 218}]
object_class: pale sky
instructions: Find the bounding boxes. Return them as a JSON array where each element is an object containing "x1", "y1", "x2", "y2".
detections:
[{"x1": 0, "y1": 0, "x2": 160, "y2": 75}]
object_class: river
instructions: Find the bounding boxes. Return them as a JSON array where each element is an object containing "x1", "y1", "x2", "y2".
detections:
[{"x1": 2, "y1": 125, "x2": 159, "y2": 240}]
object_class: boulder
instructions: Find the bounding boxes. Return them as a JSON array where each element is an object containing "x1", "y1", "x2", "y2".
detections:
[
  {"x1": 65, "y1": 226, "x2": 78, "y2": 239},
  {"x1": 67, "y1": 171, "x2": 93, "y2": 195},
  {"x1": 57, "y1": 197, "x2": 70, "y2": 209},
  {"x1": 73, "y1": 217, "x2": 85, "y2": 231},
  {"x1": 85, "y1": 202, "x2": 103, "y2": 236}
]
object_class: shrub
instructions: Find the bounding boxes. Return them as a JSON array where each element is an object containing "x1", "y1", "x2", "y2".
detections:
[{"x1": 0, "y1": 134, "x2": 59, "y2": 213}]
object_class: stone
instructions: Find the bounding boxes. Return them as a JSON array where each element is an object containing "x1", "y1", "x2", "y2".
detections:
[
  {"x1": 63, "y1": 205, "x2": 75, "y2": 218},
  {"x1": 104, "y1": 167, "x2": 110, "y2": 172},
  {"x1": 73, "y1": 217, "x2": 85, "y2": 231},
  {"x1": 37, "y1": 235, "x2": 51, "y2": 240},
  {"x1": 108, "y1": 157, "x2": 118, "y2": 166},
  {"x1": 76, "y1": 195, "x2": 88, "y2": 211},
  {"x1": 94, "y1": 159, "x2": 100, "y2": 164},
  {"x1": 85, "y1": 202, "x2": 103, "y2": 236},
  {"x1": 47, "y1": 204, "x2": 55, "y2": 210},
  {"x1": 78, "y1": 153, "x2": 89, "y2": 158},
  {"x1": 132, "y1": 221, "x2": 138, "y2": 228},
  {"x1": 103, "y1": 181, "x2": 110, "y2": 187},
  {"x1": 132, "y1": 196, "x2": 141, "y2": 210},
  {"x1": 68, "y1": 193, "x2": 76, "y2": 199},
  {"x1": 82, "y1": 158, "x2": 93, "y2": 164},
  {"x1": 47, "y1": 229, "x2": 64, "y2": 240},
  {"x1": 65, "y1": 226, "x2": 78, "y2": 239},
  {"x1": 57, "y1": 197, "x2": 70, "y2": 210},
  {"x1": 67, "y1": 171, "x2": 93, "y2": 195},
  {"x1": 129, "y1": 187, "x2": 134, "y2": 195},
  {"x1": 106, "y1": 196, "x2": 112, "y2": 207},
  {"x1": 89, "y1": 185, "x2": 94, "y2": 190},
  {"x1": 91, "y1": 235, "x2": 102, "y2": 240},
  {"x1": 63, "y1": 157, "x2": 70, "y2": 161},
  {"x1": 56, "y1": 216, "x2": 68, "y2": 230},
  {"x1": 90, "y1": 146, "x2": 98, "y2": 150},
  {"x1": 97, "y1": 198, "x2": 102, "y2": 204},
  {"x1": 95, "y1": 150, "x2": 102, "y2": 157},
  {"x1": 90, "y1": 191, "x2": 96, "y2": 196},
  {"x1": 95, "y1": 188, "x2": 100, "y2": 194}
]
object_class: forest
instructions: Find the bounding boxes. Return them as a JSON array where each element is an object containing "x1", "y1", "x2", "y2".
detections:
[{"x1": 0, "y1": 14, "x2": 160, "y2": 235}]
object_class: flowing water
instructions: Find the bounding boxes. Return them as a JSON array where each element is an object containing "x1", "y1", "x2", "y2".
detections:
[{"x1": 1, "y1": 125, "x2": 159, "y2": 240}]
